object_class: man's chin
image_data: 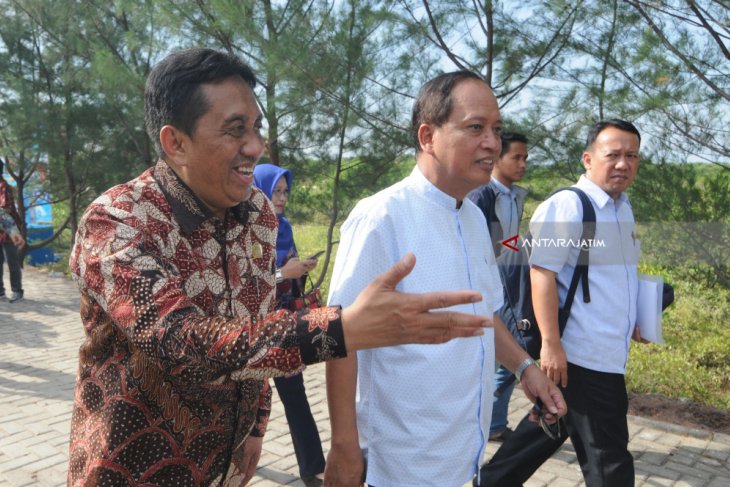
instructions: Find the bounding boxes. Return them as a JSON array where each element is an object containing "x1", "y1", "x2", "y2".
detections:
[{"x1": 240, "y1": 187, "x2": 253, "y2": 202}]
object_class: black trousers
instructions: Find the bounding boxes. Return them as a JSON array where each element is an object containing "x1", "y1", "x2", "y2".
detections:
[
  {"x1": 0, "y1": 241, "x2": 23, "y2": 294},
  {"x1": 274, "y1": 371, "x2": 326, "y2": 478},
  {"x1": 476, "y1": 362, "x2": 634, "y2": 487}
]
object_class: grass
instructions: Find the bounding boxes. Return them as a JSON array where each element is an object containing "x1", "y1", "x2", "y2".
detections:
[
  {"x1": 626, "y1": 265, "x2": 730, "y2": 409},
  {"x1": 290, "y1": 223, "x2": 340, "y2": 301}
]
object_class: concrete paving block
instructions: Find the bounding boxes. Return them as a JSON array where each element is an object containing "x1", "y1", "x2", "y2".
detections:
[
  {"x1": 25, "y1": 451, "x2": 67, "y2": 471},
  {"x1": 634, "y1": 461, "x2": 681, "y2": 481},
  {"x1": 0, "y1": 453, "x2": 39, "y2": 472},
  {"x1": 705, "y1": 441, "x2": 730, "y2": 462},
  {"x1": 665, "y1": 460, "x2": 714, "y2": 480},
  {"x1": 707, "y1": 477, "x2": 730, "y2": 487},
  {"x1": 0, "y1": 469, "x2": 37, "y2": 487},
  {"x1": 3, "y1": 266, "x2": 730, "y2": 487}
]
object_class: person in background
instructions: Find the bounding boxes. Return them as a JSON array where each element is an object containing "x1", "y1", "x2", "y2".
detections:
[
  {"x1": 0, "y1": 160, "x2": 24, "y2": 303},
  {"x1": 468, "y1": 132, "x2": 530, "y2": 441},
  {"x1": 478, "y1": 119, "x2": 644, "y2": 487},
  {"x1": 254, "y1": 163, "x2": 325, "y2": 487}
]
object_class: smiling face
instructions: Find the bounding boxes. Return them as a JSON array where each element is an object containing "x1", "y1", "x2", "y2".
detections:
[
  {"x1": 494, "y1": 141, "x2": 528, "y2": 187},
  {"x1": 271, "y1": 176, "x2": 289, "y2": 215},
  {"x1": 170, "y1": 77, "x2": 265, "y2": 218},
  {"x1": 417, "y1": 78, "x2": 502, "y2": 200},
  {"x1": 582, "y1": 126, "x2": 640, "y2": 199}
]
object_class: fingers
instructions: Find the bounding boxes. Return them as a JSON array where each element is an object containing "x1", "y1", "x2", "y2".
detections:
[
  {"x1": 632, "y1": 326, "x2": 648, "y2": 343},
  {"x1": 540, "y1": 383, "x2": 567, "y2": 417},
  {"x1": 12, "y1": 234, "x2": 24, "y2": 248},
  {"x1": 400, "y1": 311, "x2": 491, "y2": 346},
  {"x1": 419, "y1": 310, "x2": 491, "y2": 335},
  {"x1": 545, "y1": 366, "x2": 566, "y2": 387},
  {"x1": 411, "y1": 289, "x2": 483, "y2": 312},
  {"x1": 374, "y1": 252, "x2": 416, "y2": 290}
]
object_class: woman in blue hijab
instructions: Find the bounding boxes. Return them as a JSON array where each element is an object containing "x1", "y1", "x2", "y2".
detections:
[{"x1": 253, "y1": 163, "x2": 325, "y2": 487}]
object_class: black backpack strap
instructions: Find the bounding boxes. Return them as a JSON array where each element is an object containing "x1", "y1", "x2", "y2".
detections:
[
  {"x1": 467, "y1": 184, "x2": 503, "y2": 255},
  {"x1": 550, "y1": 187, "x2": 596, "y2": 314}
]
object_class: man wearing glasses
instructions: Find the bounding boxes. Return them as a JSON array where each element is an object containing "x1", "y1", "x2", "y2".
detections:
[{"x1": 479, "y1": 119, "x2": 645, "y2": 487}]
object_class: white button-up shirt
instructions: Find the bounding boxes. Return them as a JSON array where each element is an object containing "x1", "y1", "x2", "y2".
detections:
[
  {"x1": 328, "y1": 166, "x2": 502, "y2": 487},
  {"x1": 529, "y1": 176, "x2": 639, "y2": 374}
]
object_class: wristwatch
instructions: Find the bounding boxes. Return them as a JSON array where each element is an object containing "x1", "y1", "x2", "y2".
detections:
[
  {"x1": 275, "y1": 268, "x2": 283, "y2": 283},
  {"x1": 515, "y1": 357, "x2": 537, "y2": 382}
]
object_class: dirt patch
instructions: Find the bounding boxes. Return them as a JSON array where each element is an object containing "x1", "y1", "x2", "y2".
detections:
[{"x1": 628, "y1": 392, "x2": 730, "y2": 435}]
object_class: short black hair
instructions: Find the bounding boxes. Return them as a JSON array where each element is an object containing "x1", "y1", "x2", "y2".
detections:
[
  {"x1": 144, "y1": 48, "x2": 257, "y2": 158},
  {"x1": 585, "y1": 119, "x2": 641, "y2": 150},
  {"x1": 411, "y1": 70, "x2": 485, "y2": 153},
  {"x1": 500, "y1": 132, "x2": 529, "y2": 158}
]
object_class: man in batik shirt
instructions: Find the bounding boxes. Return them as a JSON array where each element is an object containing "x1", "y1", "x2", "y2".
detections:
[
  {"x1": 0, "y1": 162, "x2": 24, "y2": 302},
  {"x1": 67, "y1": 48, "x2": 489, "y2": 487}
]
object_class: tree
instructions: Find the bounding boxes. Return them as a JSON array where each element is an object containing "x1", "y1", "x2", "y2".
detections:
[
  {"x1": 623, "y1": 0, "x2": 729, "y2": 168},
  {"x1": 1, "y1": 0, "x2": 167, "y2": 252}
]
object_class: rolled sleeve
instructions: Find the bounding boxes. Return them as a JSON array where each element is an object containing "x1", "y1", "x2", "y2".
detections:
[{"x1": 528, "y1": 192, "x2": 583, "y2": 273}]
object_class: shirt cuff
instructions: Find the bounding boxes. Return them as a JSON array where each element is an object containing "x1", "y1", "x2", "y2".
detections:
[
  {"x1": 295, "y1": 306, "x2": 347, "y2": 365},
  {"x1": 249, "y1": 408, "x2": 269, "y2": 438}
]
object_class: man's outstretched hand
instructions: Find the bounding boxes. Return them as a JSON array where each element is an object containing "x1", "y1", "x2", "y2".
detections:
[{"x1": 341, "y1": 253, "x2": 491, "y2": 351}]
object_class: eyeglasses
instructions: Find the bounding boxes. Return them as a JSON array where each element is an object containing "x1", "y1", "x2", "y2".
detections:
[{"x1": 533, "y1": 399, "x2": 563, "y2": 441}]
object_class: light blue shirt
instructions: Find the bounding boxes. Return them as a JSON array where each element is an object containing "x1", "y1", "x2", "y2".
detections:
[
  {"x1": 489, "y1": 178, "x2": 527, "y2": 238},
  {"x1": 328, "y1": 166, "x2": 503, "y2": 487},
  {"x1": 529, "y1": 175, "x2": 639, "y2": 374}
]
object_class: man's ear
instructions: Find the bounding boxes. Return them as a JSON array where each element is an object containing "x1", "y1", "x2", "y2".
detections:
[
  {"x1": 581, "y1": 151, "x2": 592, "y2": 173},
  {"x1": 417, "y1": 123, "x2": 435, "y2": 154},
  {"x1": 160, "y1": 125, "x2": 189, "y2": 166}
]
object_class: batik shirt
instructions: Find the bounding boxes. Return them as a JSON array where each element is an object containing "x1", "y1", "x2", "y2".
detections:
[
  {"x1": 0, "y1": 180, "x2": 20, "y2": 244},
  {"x1": 67, "y1": 160, "x2": 345, "y2": 486},
  {"x1": 0, "y1": 206, "x2": 19, "y2": 237}
]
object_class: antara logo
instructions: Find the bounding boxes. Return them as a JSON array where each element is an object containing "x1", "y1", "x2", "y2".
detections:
[
  {"x1": 501, "y1": 234, "x2": 606, "y2": 252},
  {"x1": 501, "y1": 235, "x2": 519, "y2": 252}
]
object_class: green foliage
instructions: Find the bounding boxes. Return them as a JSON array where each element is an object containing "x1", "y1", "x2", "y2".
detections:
[
  {"x1": 287, "y1": 156, "x2": 416, "y2": 222},
  {"x1": 627, "y1": 264, "x2": 730, "y2": 410},
  {"x1": 289, "y1": 223, "x2": 341, "y2": 301},
  {"x1": 629, "y1": 162, "x2": 730, "y2": 287}
]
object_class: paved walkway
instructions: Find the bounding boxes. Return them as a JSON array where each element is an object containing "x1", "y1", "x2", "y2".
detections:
[{"x1": 1, "y1": 267, "x2": 729, "y2": 486}]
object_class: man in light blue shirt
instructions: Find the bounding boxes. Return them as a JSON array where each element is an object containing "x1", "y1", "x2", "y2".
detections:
[
  {"x1": 479, "y1": 119, "x2": 645, "y2": 487},
  {"x1": 489, "y1": 134, "x2": 528, "y2": 240},
  {"x1": 324, "y1": 71, "x2": 566, "y2": 487},
  {"x1": 468, "y1": 132, "x2": 530, "y2": 442}
]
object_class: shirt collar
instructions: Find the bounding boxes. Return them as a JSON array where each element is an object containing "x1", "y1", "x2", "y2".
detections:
[
  {"x1": 409, "y1": 166, "x2": 463, "y2": 211},
  {"x1": 576, "y1": 174, "x2": 630, "y2": 209},
  {"x1": 152, "y1": 159, "x2": 259, "y2": 235},
  {"x1": 489, "y1": 177, "x2": 511, "y2": 196}
]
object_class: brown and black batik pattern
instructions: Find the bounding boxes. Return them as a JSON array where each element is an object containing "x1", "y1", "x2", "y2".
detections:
[{"x1": 67, "y1": 160, "x2": 345, "y2": 486}]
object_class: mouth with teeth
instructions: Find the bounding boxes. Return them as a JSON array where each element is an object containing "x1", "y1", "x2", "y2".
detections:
[
  {"x1": 476, "y1": 158, "x2": 494, "y2": 170},
  {"x1": 233, "y1": 164, "x2": 255, "y2": 186}
]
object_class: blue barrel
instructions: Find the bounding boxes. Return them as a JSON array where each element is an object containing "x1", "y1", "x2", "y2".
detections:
[{"x1": 25, "y1": 225, "x2": 59, "y2": 265}]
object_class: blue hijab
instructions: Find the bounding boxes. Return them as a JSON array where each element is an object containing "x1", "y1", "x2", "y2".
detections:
[{"x1": 253, "y1": 164, "x2": 295, "y2": 267}]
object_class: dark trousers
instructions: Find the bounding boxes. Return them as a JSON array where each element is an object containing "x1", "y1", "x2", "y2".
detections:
[
  {"x1": 274, "y1": 371, "x2": 326, "y2": 478},
  {"x1": 476, "y1": 362, "x2": 634, "y2": 487},
  {"x1": 0, "y1": 241, "x2": 23, "y2": 293}
]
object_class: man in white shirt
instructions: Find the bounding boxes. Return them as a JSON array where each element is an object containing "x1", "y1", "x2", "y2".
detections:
[
  {"x1": 468, "y1": 132, "x2": 530, "y2": 442},
  {"x1": 479, "y1": 119, "x2": 644, "y2": 487},
  {"x1": 324, "y1": 71, "x2": 566, "y2": 487}
]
